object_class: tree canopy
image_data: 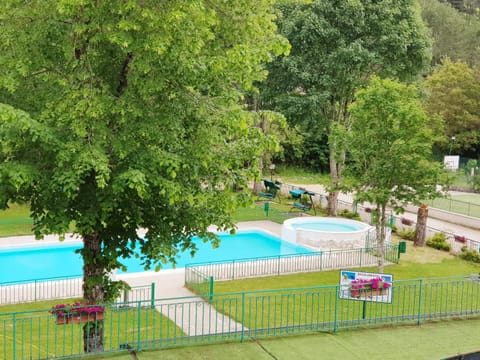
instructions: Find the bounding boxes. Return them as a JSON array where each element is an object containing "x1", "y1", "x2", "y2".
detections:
[
  {"x1": 419, "y1": 0, "x2": 480, "y2": 67},
  {"x1": 423, "y1": 60, "x2": 480, "y2": 158},
  {"x1": 260, "y1": 0, "x2": 431, "y2": 215},
  {"x1": 0, "y1": 0, "x2": 287, "y2": 304},
  {"x1": 348, "y1": 77, "x2": 445, "y2": 272}
]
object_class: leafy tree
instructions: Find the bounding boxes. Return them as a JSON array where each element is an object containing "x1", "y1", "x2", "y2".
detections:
[
  {"x1": 423, "y1": 60, "x2": 480, "y2": 157},
  {"x1": 261, "y1": 0, "x2": 431, "y2": 215},
  {"x1": 419, "y1": 0, "x2": 480, "y2": 67},
  {"x1": 0, "y1": 0, "x2": 287, "y2": 352},
  {"x1": 348, "y1": 77, "x2": 445, "y2": 272},
  {"x1": 245, "y1": 92, "x2": 303, "y2": 192}
]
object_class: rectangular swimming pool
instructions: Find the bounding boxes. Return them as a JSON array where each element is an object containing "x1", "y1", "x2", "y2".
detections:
[{"x1": 0, "y1": 230, "x2": 312, "y2": 283}]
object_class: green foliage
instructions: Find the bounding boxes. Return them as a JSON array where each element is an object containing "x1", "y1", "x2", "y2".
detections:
[
  {"x1": 419, "y1": 0, "x2": 480, "y2": 67},
  {"x1": 472, "y1": 174, "x2": 480, "y2": 191},
  {"x1": 348, "y1": 77, "x2": 446, "y2": 272},
  {"x1": 348, "y1": 78, "x2": 445, "y2": 210},
  {"x1": 261, "y1": 0, "x2": 431, "y2": 173},
  {"x1": 338, "y1": 208, "x2": 361, "y2": 221},
  {"x1": 423, "y1": 60, "x2": 480, "y2": 156},
  {"x1": 459, "y1": 246, "x2": 480, "y2": 263},
  {"x1": 426, "y1": 232, "x2": 451, "y2": 252},
  {"x1": 0, "y1": 1, "x2": 288, "y2": 302},
  {"x1": 397, "y1": 228, "x2": 416, "y2": 241}
]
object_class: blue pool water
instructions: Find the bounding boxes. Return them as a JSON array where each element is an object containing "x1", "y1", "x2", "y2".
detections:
[{"x1": 0, "y1": 231, "x2": 312, "y2": 283}]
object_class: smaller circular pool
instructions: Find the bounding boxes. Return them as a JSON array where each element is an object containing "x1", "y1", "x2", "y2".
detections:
[{"x1": 281, "y1": 217, "x2": 373, "y2": 250}]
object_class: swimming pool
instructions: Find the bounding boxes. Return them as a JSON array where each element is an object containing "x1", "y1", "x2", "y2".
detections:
[
  {"x1": 281, "y1": 217, "x2": 374, "y2": 250},
  {"x1": 0, "y1": 230, "x2": 312, "y2": 283}
]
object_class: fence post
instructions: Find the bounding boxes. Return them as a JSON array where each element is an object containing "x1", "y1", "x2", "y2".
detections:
[
  {"x1": 333, "y1": 286, "x2": 339, "y2": 333},
  {"x1": 277, "y1": 255, "x2": 281, "y2": 276},
  {"x1": 12, "y1": 313, "x2": 16, "y2": 360},
  {"x1": 241, "y1": 292, "x2": 246, "y2": 342},
  {"x1": 137, "y1": 301, "x2": 142, "y2": 349},
  {"x1": 209, "y1": 276, "x2": 214, "y2": 302},
  {"x1": 417, "y1": 279, "x2": 423, "y2": 325},
  {"x1": 150, "y1": 282, "x2": 155, "y2": 309}
]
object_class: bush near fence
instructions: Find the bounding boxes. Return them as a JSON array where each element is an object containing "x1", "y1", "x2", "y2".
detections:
[{"x1": 1, "y1": 275, "x2": 479, "y2": 360}]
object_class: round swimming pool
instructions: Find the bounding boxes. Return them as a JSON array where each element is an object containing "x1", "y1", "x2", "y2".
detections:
[{"x1": 281, "y1": 217, "x2": 373, "y2": 250}]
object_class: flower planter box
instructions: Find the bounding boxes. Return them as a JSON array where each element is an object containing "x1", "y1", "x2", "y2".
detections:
[
  {"x1": 55, "y1": 312, "x2": 104, "y2": 325},
  {"x1": 454, "y1": 235, "x2": 466, "y2": 243},
  {"x1": 350, "y1": 288, "x2": 385, "y2": 299}
]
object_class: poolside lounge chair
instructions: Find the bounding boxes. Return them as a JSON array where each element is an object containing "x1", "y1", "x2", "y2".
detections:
[
  {"x1": 289, "y1": 189, "x2": 316, "y2": 215},
  {"x1": 258, "y1": 179, "x2": 281, "y2": 203}
]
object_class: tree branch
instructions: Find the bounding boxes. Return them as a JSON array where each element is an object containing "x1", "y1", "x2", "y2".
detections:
[{"x1": 117, "y1": 52, "x2": 134, "y2": 96}]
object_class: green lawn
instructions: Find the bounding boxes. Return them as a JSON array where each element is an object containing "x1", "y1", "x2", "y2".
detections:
[
  {"x1": 212, "y1": 240, "x2": 480, "y2": 294},
  {"x1": 271, "y1": 165, "x2": 328, "y2": 185},
  {"x1": 425, "y1": 194, "x2": 480, "y2": 217},
  {"x1": 233, "y1": 202, "x2": 322, "y2": 224},
  {"x1": 0, "y1": 300, "x2": 184, "y2": 360},
  {"x1": 0, "y1": 203, "x2": 33, "y2": 236},
  {"x1": 91, "y1": 318, "x2": 480, "y2": 360},
  {"x1": 201, "y1": 242, "x2": 480, "y2": 334}
]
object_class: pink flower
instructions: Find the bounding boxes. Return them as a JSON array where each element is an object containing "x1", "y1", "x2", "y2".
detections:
[{"x1": 50, "y1": 303, "x2": 105, "y2": 318}]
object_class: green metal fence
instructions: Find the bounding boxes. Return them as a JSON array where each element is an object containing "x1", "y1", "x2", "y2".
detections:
[
  {"x1": 185, "y1": 244, "x2": 400, "y2": 289},
  {"x1": 424, "y1": 197, "x2": 480, "y2": 218},
  {"x1": 1, "y1": 275, "x2": 479, "y2": 359}
]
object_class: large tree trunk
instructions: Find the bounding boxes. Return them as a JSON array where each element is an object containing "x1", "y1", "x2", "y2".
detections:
[
  {"x1": 414, "y1": 205, "x2": 429, "y2": 247},
  {"x1": 327, "y1": 190, "x2": 339, "y2": 216},
  {"x1": 82, "y1": 232, "x2": 105, "y2": 353},
  {"x1": 376, "y1": 204, "x2": 387, "y2": 273}
]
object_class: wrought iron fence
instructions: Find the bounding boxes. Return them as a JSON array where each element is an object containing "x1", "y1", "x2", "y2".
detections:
[{"x1": 1, "y1": 275, "x2": 479, "y2": 360}]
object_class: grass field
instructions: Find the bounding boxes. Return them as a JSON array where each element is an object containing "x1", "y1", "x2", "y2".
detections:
[
  {"x1": 90, "y1": 318, "x2": 480, "y2": 359},
  {"x1": 212, "y1": 239, "x2": 480, "y2": 294},
  {"x1": 0, "y1": 299, "x2": 184, "y2": 360}
]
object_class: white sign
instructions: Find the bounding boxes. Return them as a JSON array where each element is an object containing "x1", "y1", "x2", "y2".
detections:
[
  {"x1": 340, "y1": 270, "x2": 393, "y2": 304},
  {"x1": 444, "y1": 155, "x2": 460, "y2": 171}
]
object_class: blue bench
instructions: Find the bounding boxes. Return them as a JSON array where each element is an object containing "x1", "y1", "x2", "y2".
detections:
[
  {"x1": 258, "y1": 179, "x2": 281, "y2": 203},
  {"x1": 289, "y1": 189, "x2": 316, "y2": 214}
]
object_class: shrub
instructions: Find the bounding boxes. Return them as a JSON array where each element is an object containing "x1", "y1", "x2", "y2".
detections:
[
  {"x1": 339, "y1": 208, "x2": 361, "y2": 220},
  {"x1": 426, "y1": 232, "x2": 451, "y2": 252},
  {"x1": 458, "y1": 246, "x2": 480, "y2": 263},
  {"x1": 397, "y1": 228, "x2": 415, "y2": 241}
]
